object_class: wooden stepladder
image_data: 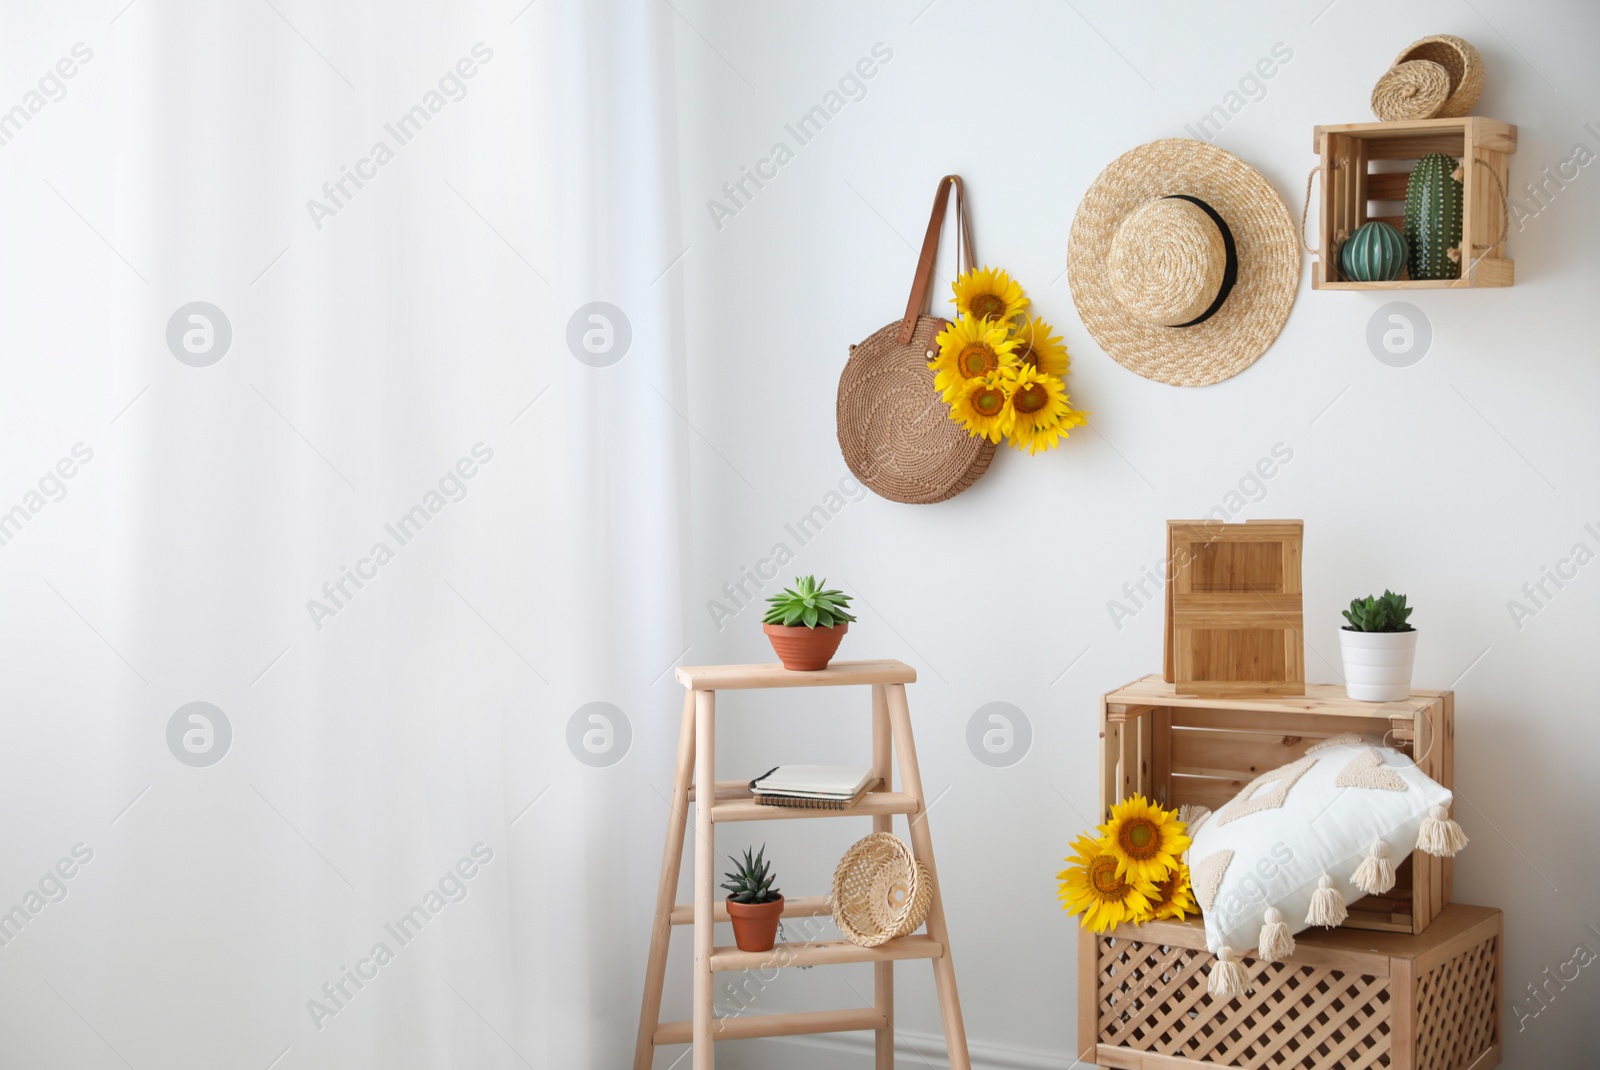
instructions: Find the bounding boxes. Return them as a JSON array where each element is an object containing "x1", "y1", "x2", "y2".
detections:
[{"x1": 633, "y1": 659, "x2": 970, "y2": 1070}]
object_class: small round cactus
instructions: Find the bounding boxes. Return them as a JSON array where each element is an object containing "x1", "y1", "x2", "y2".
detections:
[{"x1": 1339, "y1": 221, "x2": 1408, "y2": 282}]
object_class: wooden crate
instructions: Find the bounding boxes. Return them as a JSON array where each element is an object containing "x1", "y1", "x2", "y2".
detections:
[
  {"x1": 1101, "y1": 677, "x2": 1454, "y2": 936},
  {"x1": 1164, "y1": 520, "x2": 1304, "y2": 699},
  {"x1": 1078, "y1": 903, "x2": 1502, "y2": 1070},
  {"x1": 1311, "y1": 117, "x2": 1516, "y2": 290}
]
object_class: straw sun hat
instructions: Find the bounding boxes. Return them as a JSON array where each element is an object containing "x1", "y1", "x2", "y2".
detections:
[{"x1": 1068, "y1": 139, "x2": 1300, "y2": 387}]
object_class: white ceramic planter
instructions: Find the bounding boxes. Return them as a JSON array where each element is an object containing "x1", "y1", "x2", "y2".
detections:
[{"x1": 1340, "y1": 629, "x2": 1418, "y2": 701}]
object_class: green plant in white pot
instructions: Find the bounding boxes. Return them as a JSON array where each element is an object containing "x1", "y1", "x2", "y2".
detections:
[{"x1": 1340, "y1": 591, "x2": 1416, "y2": 702}]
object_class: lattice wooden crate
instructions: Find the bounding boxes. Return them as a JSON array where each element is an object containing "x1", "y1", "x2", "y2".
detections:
[
  {"x1": 1077, "y1": 903, "x2": 1501, "y2": 1070},
  {"x1": 1101, "y1": 677, "x2": 1455, "y2": 937}
]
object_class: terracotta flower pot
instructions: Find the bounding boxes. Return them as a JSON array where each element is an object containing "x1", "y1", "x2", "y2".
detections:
[
  {"x1": 726, "y1": 894, "x2": 784, "y2": 952},
  {"x1": 763, "y1": 622, "x2": 847, "y2": 671}
]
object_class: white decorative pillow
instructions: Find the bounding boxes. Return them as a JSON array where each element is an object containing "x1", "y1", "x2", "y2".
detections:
[{"x1": 1186, "y1": 736, "x2": 1466, "y2": 991}]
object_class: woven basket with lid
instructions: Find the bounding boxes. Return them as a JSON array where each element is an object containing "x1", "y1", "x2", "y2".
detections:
[
  {"x1": 1371, "y1": 59, "x2": 1450, "y2": 121},
  {"x1": 1393, "y1": 34, "x2": 1484, "y2": 118}
]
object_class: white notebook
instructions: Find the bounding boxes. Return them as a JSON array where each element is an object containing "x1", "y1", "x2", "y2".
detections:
[{"x1": 749, "y1": 765, "x2": 876, "y2": 799}]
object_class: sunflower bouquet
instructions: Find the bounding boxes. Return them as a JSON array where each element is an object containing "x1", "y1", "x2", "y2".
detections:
[
  {"x1": 1057, "y1": 796, "x2": 1196, "y2": 933},
  {"x1": 928, "y1": 267, "x2": 1087, "y2": 455}
]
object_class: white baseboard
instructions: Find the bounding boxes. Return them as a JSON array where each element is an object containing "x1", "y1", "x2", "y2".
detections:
[{"x1": 711, "y1": 1023, "x2": 1077, "y2": 1070}]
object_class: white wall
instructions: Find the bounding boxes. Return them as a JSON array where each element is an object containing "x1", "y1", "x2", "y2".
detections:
[{"x1": 672, "y1": 1, "x2": 1600, "y2": 1065}]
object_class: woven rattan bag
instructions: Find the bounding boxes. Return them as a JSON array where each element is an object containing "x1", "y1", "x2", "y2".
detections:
[{"x1": 837, "y1": 175, "x2": 994, "y2": 504}]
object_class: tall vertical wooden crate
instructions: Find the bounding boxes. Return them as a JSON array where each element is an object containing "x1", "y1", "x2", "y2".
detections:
[{"x1": 1164, "y1": 520, "x2": 1305, "y2": 698}]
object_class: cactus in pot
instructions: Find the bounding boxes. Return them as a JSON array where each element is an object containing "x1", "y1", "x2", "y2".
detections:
[
  {"x1": 762, "y1": 576, "x2": 857, "y2": 671},
  {"x1": 721, "y1": 846, "x2": 784, "y2": 952}
]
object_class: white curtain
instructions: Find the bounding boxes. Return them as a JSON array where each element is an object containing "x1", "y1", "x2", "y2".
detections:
[{"x1": 0, "y1": 2, "x2": 683, "y2": 1068}]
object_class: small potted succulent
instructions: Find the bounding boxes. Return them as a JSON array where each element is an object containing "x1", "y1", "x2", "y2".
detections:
[
  {"x1": 1340, "y1": 590, "x2": 1417, "y2": 701},
  {"x1": 722, "y1": 846, "x2": 784, "y2": 952},
  {"x1": 762, "y1": 575, "x2": 856, "y2": 671}
]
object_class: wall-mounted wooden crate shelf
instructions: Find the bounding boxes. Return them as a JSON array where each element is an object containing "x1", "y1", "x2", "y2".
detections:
[{"x1": 1311, "y1": 116, "x2": 1516, "y2": 290}]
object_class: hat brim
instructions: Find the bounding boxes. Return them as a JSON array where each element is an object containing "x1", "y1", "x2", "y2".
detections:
[{"x1": 1068, "y1": 139, "x2": 1301, "y2": 387}]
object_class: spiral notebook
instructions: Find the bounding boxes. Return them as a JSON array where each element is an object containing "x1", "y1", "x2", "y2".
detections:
[{"x1": 749, "y1": 765, "x2": 878, "y2": 809}]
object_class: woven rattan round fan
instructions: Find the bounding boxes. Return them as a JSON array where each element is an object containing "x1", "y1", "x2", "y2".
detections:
[{"x1": 831, "y1": 832, "x2": 932, "y2": 947}]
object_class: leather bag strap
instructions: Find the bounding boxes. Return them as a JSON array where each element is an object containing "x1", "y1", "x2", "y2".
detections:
[{"x1": 897, "y1": 175, "x2": 974, "y2": 345}]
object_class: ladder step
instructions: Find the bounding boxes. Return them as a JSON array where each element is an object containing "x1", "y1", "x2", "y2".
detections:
[
  {"x1": 675, "y1": 659, "x2": 916, "y2": 691},
  {"x1": 653, "y1": 1007, "x2": 884, "y2": 1044},
  {"x1": 710, "y1": 934, "x2": 942, "y2": 972},
  {"x1": 709, "y1": 791, "x2": 920, "y2": 823},
  {"x1": 685, "y1": 779, "x2": 754, "y2": 803},
  {"x1": 671, "y1": 894, "x2": 833, "y2": 926}
]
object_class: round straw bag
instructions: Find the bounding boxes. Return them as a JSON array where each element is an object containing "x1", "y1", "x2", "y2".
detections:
[
  {"x1": 837, "y1": 175, "x2": 995, "y2": 504},
  {"x1": 831, "y1": 832, "x2": 932, "y2": 947},
  {"x1": 1393, "y1": 35, "x2": 1484, "y2": 118}
]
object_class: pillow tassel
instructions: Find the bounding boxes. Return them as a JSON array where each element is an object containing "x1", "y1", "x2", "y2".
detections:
[
  {"x1": 1207, "y1": 946, "x2": 1248, "y2": 1000},
  {"x1": 1306, "y1": 874, "x2": 1347, "y2": 927},
  {"x1": 1417, "y1": 804, "x2": 1468, "y2": 857},
  {"x1": 1352, "y1": 839, "x2": 1396, "y2": 894},
  {"x1": 1257, "y1": 907, "x2": 1295, "y2": 963}
]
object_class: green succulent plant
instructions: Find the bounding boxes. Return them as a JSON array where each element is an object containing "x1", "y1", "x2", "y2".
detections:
[
  {"x1": 721, "y1": 846, "x2": 781, "y2": 905},
  {"x1": 762, "y1": 575, "x2": 856, "y2": 629},
  {"x1": 1342, "y1": 590, "x2": 1415, "y2": 633}
]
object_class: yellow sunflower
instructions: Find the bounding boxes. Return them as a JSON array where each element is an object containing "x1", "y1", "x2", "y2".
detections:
[
  {"x1": 948, "y1": 372, "x2": 1014, "y2": 443},
  {"x1": 1097, "y1": 795, "x2": 1191, "y2": 885},
  {"x1": 1057, "y1": 833, "x2": 1158, "y2": 933},
  {"x1": 1147, "y1": 863, "x2": 1198, "y2": 922},
  {"x1": 1010, "y1": 314, "x2": 1070, "y2": 377},
  {"x1": 929, "y1": 314, "x2": 1019, "y2": 401},
  {"x1": 1006, "y1": 365, "x2": 1087, "y2": 456},
  {"x1": 951, "y1": 266, "x2": 1028, "y2": 323}
]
